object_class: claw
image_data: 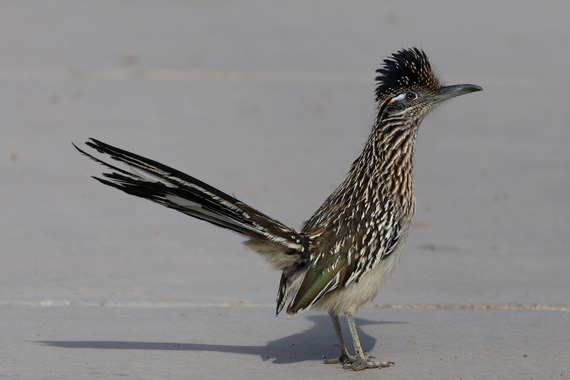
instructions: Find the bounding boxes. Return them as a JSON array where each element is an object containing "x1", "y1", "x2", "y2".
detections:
[
  {"x1": 324, "y1": 354, "x2": 393, "y2": 370},
  {"x1": 342, "y1": 357, "x2": 394, "y2": 371},
  {"x1": 323, "y1": 354, "x2": 356, "y2": 365}
]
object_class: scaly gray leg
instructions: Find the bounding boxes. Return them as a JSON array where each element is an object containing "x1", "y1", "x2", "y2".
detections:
[
  {"x1": 342, "y1": 313, "x2": 393, "y2": 371},
  {"x1": 323, "y1": 312, "x2": 355, "y2": 364}
]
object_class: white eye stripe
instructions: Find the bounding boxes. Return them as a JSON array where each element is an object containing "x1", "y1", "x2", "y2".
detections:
[
  {"x1": 391, "y1": 92, "x2": 418, "y2": 103},
  {"x1": 391, "y1": 93, "x2": 408, "y2": 102}
]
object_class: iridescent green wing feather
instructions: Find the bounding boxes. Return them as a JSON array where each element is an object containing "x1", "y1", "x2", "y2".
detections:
[{"x1": 287, "y1": 251, "x2": 348, "y2": 314}]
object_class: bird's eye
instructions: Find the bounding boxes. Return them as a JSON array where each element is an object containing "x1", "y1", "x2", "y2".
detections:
[{"x1": 405, "y1": 92, "x2": 418, "y2": 101}]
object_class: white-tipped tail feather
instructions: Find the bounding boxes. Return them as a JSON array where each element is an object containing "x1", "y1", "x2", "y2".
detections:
[{"x1": 73, "y1": 139, "x2": 306, "y2": 255}]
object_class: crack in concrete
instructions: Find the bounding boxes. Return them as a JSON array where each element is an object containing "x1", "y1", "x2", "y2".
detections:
[{"x1": 1, "y1": 300, "x2": 568, "y2": 311}]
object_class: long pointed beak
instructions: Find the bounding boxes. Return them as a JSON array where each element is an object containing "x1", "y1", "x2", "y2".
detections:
[{"x1": 430, "y1": 84, "x2": 482, "y2": 103}]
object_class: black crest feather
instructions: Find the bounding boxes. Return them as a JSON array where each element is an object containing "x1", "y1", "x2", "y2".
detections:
[{"x1": 375, "y1": 48, "x2": 441, "y2": 101}]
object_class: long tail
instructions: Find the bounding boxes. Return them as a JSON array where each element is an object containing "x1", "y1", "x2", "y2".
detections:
[{"x1": 74, "y1": 138, "x2": 306, "y2": 253}]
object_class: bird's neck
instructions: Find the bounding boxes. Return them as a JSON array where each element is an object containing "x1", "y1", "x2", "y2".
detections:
[{"x1": 352, "y1": 118, "x2": 418, "y2": 211}]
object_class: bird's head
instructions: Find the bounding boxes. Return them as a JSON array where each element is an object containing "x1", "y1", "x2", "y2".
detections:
[{"x1": 375, "y1": 48, "x2": 481, "y2": 122}]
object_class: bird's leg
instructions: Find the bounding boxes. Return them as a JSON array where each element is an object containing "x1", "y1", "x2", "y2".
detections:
[
  {"x1": 323, "y1": 312, "x2": 355, "y2": 364},
  {"x1": 342, "y1": 313, "x2": 393, "y2": 371}
]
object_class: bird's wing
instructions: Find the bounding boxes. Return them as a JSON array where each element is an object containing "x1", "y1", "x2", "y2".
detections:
[
  {"x1": 286, "y1": 249, "x2": 348, "y2": 314},
  {"x1": 286, "y1": 212, "x2": 403, "y2": 314}
]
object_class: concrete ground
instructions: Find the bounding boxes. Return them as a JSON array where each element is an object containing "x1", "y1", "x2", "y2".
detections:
[{"x1": 1, "y1": 1, "x2": 569, "y2": 379}]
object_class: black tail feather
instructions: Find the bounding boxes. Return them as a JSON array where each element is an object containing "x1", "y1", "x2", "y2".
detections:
[{"x1": 74, "y1": 139, "x2": 305, "y2": 251}]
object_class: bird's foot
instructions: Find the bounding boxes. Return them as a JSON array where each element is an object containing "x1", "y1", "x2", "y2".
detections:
[
  {"x1": 342, "y1": 356, "x2": 393, "y2": 371},
  {"x1": 323, "y1": 353, "x2": 356, "y2": 365},
  {"x1": 323, "y1": 354, "x2": 393, "y2": 371}
]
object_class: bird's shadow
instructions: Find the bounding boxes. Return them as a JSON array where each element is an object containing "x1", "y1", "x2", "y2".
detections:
[{"x1": 37, "y1": 314, "x2": 404, "y2": 364}]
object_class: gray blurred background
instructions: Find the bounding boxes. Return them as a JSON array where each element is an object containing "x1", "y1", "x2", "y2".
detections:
[{"x1": 1, "y1": 1, "x2": 569, "y2": 379}]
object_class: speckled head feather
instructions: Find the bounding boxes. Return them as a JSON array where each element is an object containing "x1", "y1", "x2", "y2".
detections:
[{"x1": 375, "y1": 48, "x2": 441, "y2": 102}]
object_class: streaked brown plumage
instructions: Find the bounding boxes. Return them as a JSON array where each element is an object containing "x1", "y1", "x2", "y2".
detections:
[{"x1": 75, "y1": 48, "x2": 481, "y2": 370}]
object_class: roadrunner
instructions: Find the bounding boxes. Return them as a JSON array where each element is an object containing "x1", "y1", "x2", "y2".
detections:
[{"x1": 75, "y1": 48, "x2": 481, "y2": 370}]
